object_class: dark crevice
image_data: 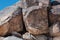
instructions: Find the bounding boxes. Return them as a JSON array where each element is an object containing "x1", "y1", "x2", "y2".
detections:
[{"x1": 20, "y1": 8, "x2": 27, "y2": 35}]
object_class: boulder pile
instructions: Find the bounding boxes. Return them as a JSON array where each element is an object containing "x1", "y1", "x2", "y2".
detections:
[{"x1": 0, "y1": 0, "x2": 60, "y2": 40}]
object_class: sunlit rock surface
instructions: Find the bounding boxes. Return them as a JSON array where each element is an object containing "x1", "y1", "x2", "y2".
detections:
[
  {"x1": 23, "y1": 5, "x2": 48, "y2": 35},
  {"x1": 0, "y1": 6, "x2": 23, "y2": 36}
]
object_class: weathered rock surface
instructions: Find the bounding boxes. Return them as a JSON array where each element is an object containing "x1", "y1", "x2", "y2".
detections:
[
  {"x1": 49, "y1": 22, "x2": 60, "y2": 37},
  {"x1": 23, "y1": 5, "x2": 48, "y2": 35},
  {"x1": 3, "y1": 36, "x2": 23, "y2": 40},
  {"x1": 0, "y1": 6, "x2": 23, "y2": 36},
  {"x1": 23, "y1": 32, "x2": 47, "y2": 40}
]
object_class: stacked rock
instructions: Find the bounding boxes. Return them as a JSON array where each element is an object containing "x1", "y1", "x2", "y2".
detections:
[
  {"x1": 0, "y1": 6, "x2": 23, "y2": 36},
  {"x1": 22, "y1": 0, "x2": 49, "y2": 35}
]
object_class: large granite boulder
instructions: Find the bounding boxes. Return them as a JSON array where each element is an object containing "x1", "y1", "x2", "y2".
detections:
[
  {"x1": 23, "y1": 4, "x2": 48, "y2": 35},
  {"x1": 0, "y1": 6, "x2": 23, "y2": 36}
]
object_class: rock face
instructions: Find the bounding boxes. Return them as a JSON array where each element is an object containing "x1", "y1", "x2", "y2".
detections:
[
  {"x1": 49, "y1": 5, "x2": 60, "y2": 25},
  {"x1": 23, "y1": 32, "x2": 47, "y2": 40},
  {"x1": 49, "y1": 22, "x2": 60, "y2": 37},
  {"x1": 23, "y1": 4, "x2": 48, "y2": 35},
  {"x1": 0, "y1": 6, "x2": 23, "y2": 36},
  {"x1": 3, "y1": 36, "x2": 23, "y2": 40}
]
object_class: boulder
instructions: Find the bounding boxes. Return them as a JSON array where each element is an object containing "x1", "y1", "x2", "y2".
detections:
[
  {"x1": 23, "y1": 5, "x2": 48, "y2": 35},
  {"x1": 0, "y1": 6, "x2": 23, "y2": 36}
]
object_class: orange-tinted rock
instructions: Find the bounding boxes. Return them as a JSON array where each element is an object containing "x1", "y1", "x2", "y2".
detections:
[
  {"x1": 23, "y1": 5, "x2": 48, "y2": 35},
  {"x1": 0, "y1": 6, "x2": 23, "y2": 36},
  {"x1": 0, "y1": 23, "x2": 9, "y2": 36},
  {"x1": 8, "y1": 13, "x2": 23, "y2": 33}
]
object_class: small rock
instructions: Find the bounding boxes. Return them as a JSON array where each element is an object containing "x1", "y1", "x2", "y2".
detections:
[
  {"x1": 23, "y1": 32, "x2": 47, "y2": 40},
  {"x1": 23, "y1": 5, "x2": 48, "y2": 35},
  {"x1": 3, "y1": 36, "x2": 23, "y2": 40},
  {"x1": 49, "y1": 22, "x2": 60, "y2": 37},
  {"x1": 23, "y1": 32, "x2": 33, "y2": 40}
]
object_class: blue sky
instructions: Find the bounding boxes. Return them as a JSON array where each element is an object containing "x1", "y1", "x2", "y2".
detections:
[{"x1": 0, "y1": 0, "x2": 19, "y2": 10}]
